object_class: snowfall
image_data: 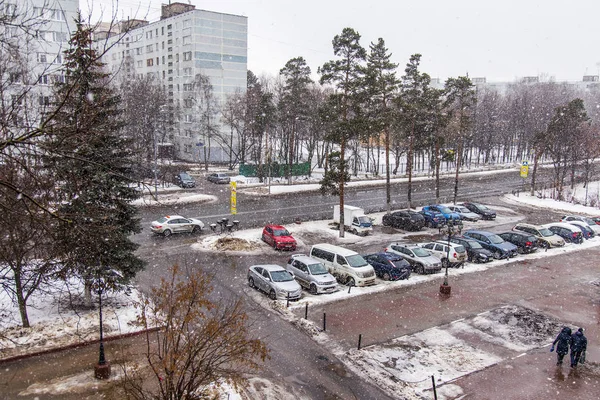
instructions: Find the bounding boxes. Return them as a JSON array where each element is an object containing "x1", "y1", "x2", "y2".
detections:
[{"x1": 2, "y1": 173, "x2": 600, "y2": 399}]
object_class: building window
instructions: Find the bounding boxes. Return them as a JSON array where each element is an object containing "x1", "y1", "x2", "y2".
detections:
[
  {"x1": 146, "y1": 31, "x2": 152, "y2": 39},
  {"x1": 156, "y1": 57, "x2": 159, "y2": 65},
  {"x1": 183, "y1": 35, "x2": 191, "y2": 45},
  {"x1": 176, "y1": 54, "x2": 180, "y2": 62},
  {"x1": 183, "y1": 83, "x2": 193, "y2": 91},
  {"x1": 183, "y1": 51, "x2": 192, "y2": 61},
  {"x1": 37, "y1": 53, "x2": 47, "y2": 63},
  {"x1": 183, "y1": 114, "x2": 193, "y2": 122},
  {"x1": 136, "y1": 47, "x2": 142, "y2": 55},
  {"x1": 137, "y1": 60, "x2": 143, "y2": 67},
  {"x1": 183, "y1": 19, "x2": 191, "y2": 28},
  {"x1": 38, "y1": 96, "x2": 50, "y2": 106},
  {"x1": 147, "y1": 58, "x2": 154, "y2": 67},
  {"x1": 146, "y1": 44, "x2": 153, "y2": 53},
  {"x1": 52, "y1": 74, "x2": 65, "y2": 84},
  {"x1": 38, "y1": 75, "x2": 49, "y2": 84},
  {"x1": 54, "y1": 54, "x2": 62, "y2": 64},
  {"x1": 183, "y1": 67, "x2": 192, "y2": 76},
  {"x1": 161, "y1": 26, "x2": 164, "y2": 35},
  {"x1": 162, "y1": 41, "x2": 164, "y2": 49},
  {"x1": 167, "y1": 24, "x2": 172, "y2": 30},
  {"x1": 183, "y1": 98, "x2": 193, "y2": 108},
  {"x1": 51, "y1": 9, "x2": 65, "y2": 21}
]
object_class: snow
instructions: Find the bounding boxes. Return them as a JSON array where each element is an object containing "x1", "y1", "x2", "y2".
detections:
[{"x1": 4, "y1": 174, "x2": 600, "y2": 398}]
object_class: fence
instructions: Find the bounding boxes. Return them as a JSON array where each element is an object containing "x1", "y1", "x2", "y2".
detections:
[{"x1": 239, "y1": 162, "x2": 311, "y2": 178}]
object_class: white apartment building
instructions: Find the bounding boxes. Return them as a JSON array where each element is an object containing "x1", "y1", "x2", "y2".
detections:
[
  {"x1": 97, "y1": 3, "x2": 248, "y2": 162},
  {"x1": 3, "y1": 0, "x2": 78, "y2": 123}
]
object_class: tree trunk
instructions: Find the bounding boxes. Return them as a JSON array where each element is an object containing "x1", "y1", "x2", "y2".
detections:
[
  {"x1": 453, "y1": 140, "x2": 463, "y2": 205},
  {"x1": 407, "y1": 122, "x2": 415, "y2": 209},
  {"x1": 385, "y1": 128, "x2": 391, "y2": 214},
  {"x1": 14, "y1": 269, "x2": 30, "y2": 328},
  {"x1": 435, "y1": 136, "x2": 441, "y2": 203}
]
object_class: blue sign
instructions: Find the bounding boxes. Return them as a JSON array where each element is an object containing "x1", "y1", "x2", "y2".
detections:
[{"x1": 196, "y1": 142, "x2": 204, "y2": 147}]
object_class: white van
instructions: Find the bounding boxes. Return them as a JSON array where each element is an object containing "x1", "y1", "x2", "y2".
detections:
[{"x1": 309, "y1": 243, "x2": 376, "y2": 287}]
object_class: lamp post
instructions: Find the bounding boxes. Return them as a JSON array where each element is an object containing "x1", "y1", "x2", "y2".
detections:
[
  {"x1": 94, "y1": 286, "x2": 111, "y2": 379},
  {"x1": 439, "y1": 219, "x2": 459, "y2": 295}
]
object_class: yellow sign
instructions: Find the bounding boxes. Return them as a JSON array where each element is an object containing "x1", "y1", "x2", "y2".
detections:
[
  {"x1": 520, "y1": 165, "x2": 529, "y2": 178},
  {"x1": 230, "y1": 181, "x2": 237, "y2": 215}
]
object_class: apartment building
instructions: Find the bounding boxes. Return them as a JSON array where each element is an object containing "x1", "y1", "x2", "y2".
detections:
[
  {"x1": 98, "y1": 3, "x2": 248, "y2": 162},
  {"x1": 4, "y1": 0, "x2": 78, "y2": 122}
]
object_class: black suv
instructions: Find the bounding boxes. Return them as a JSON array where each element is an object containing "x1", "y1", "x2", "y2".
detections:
[
  {"x1": 174, "y1": 172, "x2": 196, "y2": 188},
  {"x1": 462, "y1": 202, "x2": 496, "y2": 220},
  {"x1": 449, "y1": 236, "x2": 493, "y2": 263},
  {"x1": 382, "y1": 210, "x2": 425, "y2": 231},
  {"x1": 498, "y1": 231, "x2": 538, "y2": 254}
]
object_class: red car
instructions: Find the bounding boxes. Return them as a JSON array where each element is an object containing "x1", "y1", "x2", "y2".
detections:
[{"x1": 262, "y1": 224, "x2": 297, "y2": 251}]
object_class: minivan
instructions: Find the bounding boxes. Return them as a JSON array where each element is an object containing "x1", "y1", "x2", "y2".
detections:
[{"x1": 309, "y1": 243, "x2": 376, "y2": 286}]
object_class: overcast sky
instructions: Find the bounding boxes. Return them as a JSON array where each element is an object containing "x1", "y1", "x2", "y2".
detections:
[{"x1": 82, "y1": 0, "x2": 600, "y2": 83}]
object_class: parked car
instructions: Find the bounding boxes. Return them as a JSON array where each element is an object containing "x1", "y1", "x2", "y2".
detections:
[
  {"x1": 174, "y1": 172, "x2": 196, "y2": 188},
  {"x1": 382, "y1": 210, "x2": 426, "y2": 231},
  {"x1": 542, "y1": 222, "x2": 584, "y2": 244},
  {"x1": 247, "y1": 264, "x2": 302, "y2": 300},
  {"x1": 446, "y1": 205, "x2": 481, "y2": 222},
  {"x1": 591, "y1": 216, "x2": 600, "y2": 225},
  {"x1": 567, "y1": 221, "x2": 595, "y2": 239},
  {"x1": 384, "y1": 243, "x2": 442, "y2": 274},
  {"x1": 363, "y1": 252, "x2": 412, "y2": 281},
  {"x1": 449, "y1": 236, "x2": 493, "y2": 263},
  {"x1": 286, "y1": 254, "x2": 338, "y2": 294},
  {"x1": 462, "y1": 230, "x2": 518, "y2": 259},
  {"x1": 150, "y1": 215, "x2": 204, "y2": 237},
  {"x1": 560, "y1": 215, "x2": 600, "y2": 235},
  {"x1": 498, "y1": 231, "x2": 538, "y2": 254},
  {"x1": 512, "y1": 223, "x2": 565, "y2": 248},
  {"x1": 420, "y1": 241, "x2": 468, "y2": 267},
  {"x1": 462, "y1": 202, "x2": 497, "y2": 220},
  {"x1": 310, "y1": 244, "x2": 376, "y2": 287},
  {"x1": 262, "y1": 224, "x2": 297, "y2": 251},
  {"x1": 419, "y1": 207, "x2": 446, "y2": 228},
  {"x1": 207, "y1": 172, "x2": 231, "y2": 184},
  {"x1": 424, "y1": 205, "x2": 462, "y2": 223}
]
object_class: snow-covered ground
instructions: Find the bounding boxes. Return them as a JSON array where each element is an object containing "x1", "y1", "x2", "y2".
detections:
[{"x1": 3, "y1": 176, "x2": 600, "y2": 398}]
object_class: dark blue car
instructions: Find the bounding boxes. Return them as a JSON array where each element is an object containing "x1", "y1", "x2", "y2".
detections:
[
  {"x1": 426, "y1": 205, "x2": 462, "y2": 223},
  {"x1": 419, "y1": 207, "x2": 446, "y2": 228},
  {"x1": 463, "y1": 230, "x2": 518, "y2": 259},
  {"x1": 363, "y1": 252, "x2": 411, "y2": 281}
]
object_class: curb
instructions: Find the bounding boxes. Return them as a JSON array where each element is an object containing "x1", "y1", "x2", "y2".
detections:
[{"x1": 0, "y1": 327, "x2": 160, "y2": 365}]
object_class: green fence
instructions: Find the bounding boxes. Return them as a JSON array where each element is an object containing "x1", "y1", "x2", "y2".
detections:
[{"x1": 239, "y1": 162, "x2": 311, "y2": 178}]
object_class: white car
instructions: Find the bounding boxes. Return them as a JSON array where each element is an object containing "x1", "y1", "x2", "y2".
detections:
[
  {"x1": 446, "y1": 205, "x2": 481, "y2": 222},
  {"x1": 421, "y1": 241, "x2": 468, "y2": 267},
  {"x1": 560, "y1": 215, "x2": 600, "y2": 235},
  {"x1": 247, "y1": 264, "x2": 302, "y2": 300},
  {"x1": 150, "y1": 215, "x2": 205, "y2": 236}
]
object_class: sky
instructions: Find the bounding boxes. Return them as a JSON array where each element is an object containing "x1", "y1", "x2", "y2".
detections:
[{"x1": 84, "y1": 0, "x2": 600, "y2": 83}]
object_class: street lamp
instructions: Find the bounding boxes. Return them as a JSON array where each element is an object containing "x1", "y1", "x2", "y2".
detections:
[
  {"x1": 439, "y1": 219, "x2": 461, "y2": 295},
  {"x1": 94, "y1": 285, "x2": 111, "y2": 379}
]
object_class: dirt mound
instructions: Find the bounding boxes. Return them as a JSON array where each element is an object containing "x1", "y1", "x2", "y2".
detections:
[{"x1": 213, "y1": 237, "x2": 260, "y2": 251}]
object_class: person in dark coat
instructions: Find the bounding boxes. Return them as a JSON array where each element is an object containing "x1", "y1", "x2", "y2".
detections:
[
  {"x1": 551, "y1": 326, "x2": 572, "y2": 365},
  {"x1": 570, "y1": 327, "x2": 587, "y2": 367}
]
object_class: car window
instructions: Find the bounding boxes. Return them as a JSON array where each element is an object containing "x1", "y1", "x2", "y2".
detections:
[
  {"x1": 262, "y1": 270, "x2": 271, "y2": 279},
  {"x1": 423, "y1": 243, "x2": 434, "y2": 249},
  {"x1": 412, "y1": 247, "x2": 431, "y2": 257},
  {"x1": 346, "y1": 255, "x2": 368, "y2": 268},
  {"x1": 254, "y1": 267, "x2": 263, "y2": 275},
  {"x1": 270, "y1": 270, "x2": 294, "y2": 282},
  {"x1": 296, "y1": 262, "x2": 307, "y2": 273},
  {"x1": 307, "y1": 262, "x2": 328, "y2": 275},
  {"x1": 157, "y1": 217, "x2": 168, "y2": 223},
  {"x1": 434, "y1": 244, "x2": 445, "y2": 252},
  {"x1": 438, "y1": 206, "x2": 452, "y2": 214}
]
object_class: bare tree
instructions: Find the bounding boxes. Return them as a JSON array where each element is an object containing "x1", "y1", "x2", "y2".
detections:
[{"x1": 119, "y1": 264, "x2": 269, "y2": 400}]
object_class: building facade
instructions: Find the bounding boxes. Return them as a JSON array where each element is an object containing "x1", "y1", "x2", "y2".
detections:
[
  {"x1": 3, "y1": 0, "x2": 78, "y2": 127},
  {"x1": 98, "y1": 3, "x2": 248, "y2": 162}
]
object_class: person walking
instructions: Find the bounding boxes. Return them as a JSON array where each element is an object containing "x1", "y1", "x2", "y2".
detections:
[
  {"x1": 570, "y1": 327, "x2": 587, "y2": 367},
  {"x1": 551, "y1": 326, "x2": 572, "y2": 366}
]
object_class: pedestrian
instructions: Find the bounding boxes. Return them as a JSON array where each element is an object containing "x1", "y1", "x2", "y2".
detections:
[
  {"x1": 551, "y1": 326, "x2": 572, "y2": 366},
  {"x1": 570, "y1": 327, "x2": 587, "y2": 368}
]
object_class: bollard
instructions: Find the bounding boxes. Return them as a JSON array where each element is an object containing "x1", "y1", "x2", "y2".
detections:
[
  {"x1": 347, "y1": 283, "x2": 352, "y2": 294},
  {"x1": 357, "y1": 334, "x2": 362, "y2": 350},
  {"x1": 304, "y1": 303, "x2": 308, "y2": 319},
  {"x1": 432, "y1": 375, "x2": 438, "y2": 399},
  {"x1": 323, "y1": 313, "x2": 326, "y2": 332},
  {"x1": 286, "y1": 292, "x2": 290, "y2": 308}
]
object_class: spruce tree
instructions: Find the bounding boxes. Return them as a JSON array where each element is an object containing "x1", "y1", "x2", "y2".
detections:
[{"x1": 43, "y1": 14, "x2": 144, "y2": 304}]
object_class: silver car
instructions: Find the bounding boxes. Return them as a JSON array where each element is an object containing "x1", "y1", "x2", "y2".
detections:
[
  {"x1": 286, "y1": 255, "x2": 338, "y2": 295},
  {"x1": 384, "y1": 243, "x2": 442, "y2": 274},
  {"x1": 247, "y1": 264, "x2": 302, "y2": 300},
  {"x1": 447, "y1": 205, "x2": 481, "y2": 222},
  {"x1": 150, "y1": 215, "x2": 205, "y2": 236}
]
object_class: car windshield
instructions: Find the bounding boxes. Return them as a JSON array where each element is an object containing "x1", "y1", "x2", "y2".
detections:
[
  {"x1": 454, "y1": 245, "x2": 466, "y2": 253},
  {"x1": 412, "y1": 247, "x2": 431, "y2": 257},
  {"x1": 477, "y1": 204, "x2": 489, "y2": 210},
  {"x1": 180, "y1": 173, "x2": 192, "y2": 180},
  {"x1": 346, "y1": 255, "x2": 369, "y2": 268},
  {"x1": 270, "y1": 270, "x2": 294, "y2": 282},
  {"x1": 357, "y1": 216, "x2": 371, "y2": 224},
  {"x1": 539, "y1": 228, "x2": 553, "y2": 237},
  {"x1": 438, "y1": 206, "x2": 452, "y2": 214},
  {"x1": 458, "y1": 207, "x2": 469, "y2": 213},
  {"x1": 307, "y1": 262, "x2": 328, "y2": 275},
  {"x1": 273, "y1": 229, "x2": 290, "y2": 237},
  {"x1": 467, "y1": 241, "x2": 483, "y2": 249},
  {"x1": 488, "y1": 234, "x2": 504, "y2": 244},
  {"x1": 583, "y1": 218, "x2": 596, "y2": 225}
]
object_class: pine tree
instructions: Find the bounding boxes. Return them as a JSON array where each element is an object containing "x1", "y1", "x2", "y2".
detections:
[
  {"x1": 43, "y1": 14, "x2": 144, "y2": 304},
  {"x1": 319, "y1": 27, "x2": 366, "y2": 238}
]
